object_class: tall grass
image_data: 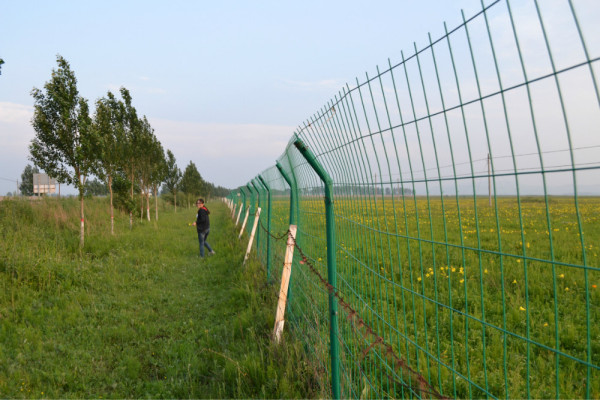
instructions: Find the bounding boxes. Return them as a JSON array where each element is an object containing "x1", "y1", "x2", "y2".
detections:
[{"x1": 0, "y1": 197, "x2": 323, "y2": 398}]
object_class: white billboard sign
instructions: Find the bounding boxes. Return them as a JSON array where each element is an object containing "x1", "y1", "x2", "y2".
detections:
[{"x1": 33, "y1": 173, "x2": 56, "y2": 195}]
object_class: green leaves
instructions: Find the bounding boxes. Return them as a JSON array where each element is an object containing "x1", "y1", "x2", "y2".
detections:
[
  {"x1": 180, "y1": 161, "x2": 205, "y2": 197},
  {"x1": 29, "y1": 55, "x2": 95, "y2": 190},
  {"x1": 18, "y1": 165, "x2": 39, "y2": 196},
  {"x1": 163, "y1": 149, "x2": 182, "y2": 195}
]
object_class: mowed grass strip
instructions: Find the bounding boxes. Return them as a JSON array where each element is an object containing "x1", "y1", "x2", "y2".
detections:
[{"x1": 0, "y1": 198, "x2": 322, "y2": 398}]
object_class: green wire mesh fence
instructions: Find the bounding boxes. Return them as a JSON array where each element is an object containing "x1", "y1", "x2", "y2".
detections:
[{"x1": 227, "y1": 0, "x2": 600, "y2": 398}]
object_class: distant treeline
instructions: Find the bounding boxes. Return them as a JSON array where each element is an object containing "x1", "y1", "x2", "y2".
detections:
[{"x1": 262, "y1": 186, "x2": 414, "y2": 197}]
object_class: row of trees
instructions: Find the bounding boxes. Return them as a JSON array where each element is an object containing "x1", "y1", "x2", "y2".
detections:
[
  {"x1": 29, "y1": 55, "x2": 226, "y2": 246},
  {"x1": 164, "y1": 160, "x2": 230, "y2": 210}
]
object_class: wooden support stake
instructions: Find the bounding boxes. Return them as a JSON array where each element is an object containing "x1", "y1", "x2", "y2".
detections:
[
  {"x1": 273, "y1": 224, "x2": 297, "y2": 343},
  {"x1": 232, "y1": 203, "x2": 237, "y2": 219},
  {"x1": 243, "y1": 207, "x2": 262, "y2": 265},
  {"x1": 235, "y1": 204, "x2": 243, "y2": 226},
  {"x1": 239, "y1": 208, "x2": 250, "y2": 239}
]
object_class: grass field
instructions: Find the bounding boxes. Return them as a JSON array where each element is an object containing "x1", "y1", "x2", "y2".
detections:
[
  {"x1": 253, "y1": 194, "x2": 600, "y2": 398},
  {"x1": 0, "y1": 197, "x2": 324, "y2": 398}
]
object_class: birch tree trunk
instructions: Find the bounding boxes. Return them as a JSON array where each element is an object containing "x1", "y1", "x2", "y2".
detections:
[
  {"x1": 77, "y1": 173, "x2": 85, "y2": 248},
  {"x1": 174, "y1": 192, "x2": 177, "y2": 213},
  {"x1": 80, "y1": 195, "x2": 85, "y2": 248},
  {"x1": 146, "y1": 190, "x2": 150, "y2": 221},
  {"x1": 79, "y1": 174, "x2": 85, "y2": 248},
  {"x1": 140, "y1": 187, "x2": 144, "y2": 221},
  {"x1": 154, "y1": 185, "x2": 158, "y2": 221},
  {"x1": 109, "y1": 175, "x2": 114, "y2": 235},
  {"x1": 130, "y1": 169, "x2": 134, "y2": 230}
]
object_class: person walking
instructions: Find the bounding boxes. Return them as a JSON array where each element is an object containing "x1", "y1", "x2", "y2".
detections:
[{"x1": 193, "y1": 198, "x2": 215, "y2": 258}]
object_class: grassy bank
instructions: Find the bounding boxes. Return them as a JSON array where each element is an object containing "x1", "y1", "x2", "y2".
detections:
[{"x1": 0, "y1": 197, "x2": 323, "y2": 398}]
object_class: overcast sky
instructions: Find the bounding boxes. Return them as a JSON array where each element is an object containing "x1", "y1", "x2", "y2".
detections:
[{"x1": 1, "y1": 0, "x2": 598, "y2": 196}]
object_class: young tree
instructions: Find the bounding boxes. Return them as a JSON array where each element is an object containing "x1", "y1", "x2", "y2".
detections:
[
  {"x1": 120, "y1": 87, "x2": 141, "y2": 229},
  {"x1": 149, "y1": 140, "x2": 167, "y2": 221},
  {"x1": 19, "y1": 164, "x2": 39, "y2": 196},
  {"x1": 136, "y1": 115, "x2": 155, "y2": 221},
  {"x1": 84, "y1": 178, "x2": 109, "y2": 197},
  {"x1": 30, "y1": 55, "x2": 96, "y2": 247},
  {"x1": 180, "y1": 161, "x2": 205, "y2": 208},
  {"x1": 93, "y1": 91, "x2": 124, "y2": 234},
  {"x1": 163, "y1": 149, "x2": 182, "y2": 212},
  {"x1": 0, "y1": 58, "x2": 4, "y2": 75}
]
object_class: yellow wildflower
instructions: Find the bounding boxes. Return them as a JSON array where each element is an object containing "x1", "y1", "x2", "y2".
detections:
[{"x1": 519, "y1": 306, "x2": 526, "y2": 311}]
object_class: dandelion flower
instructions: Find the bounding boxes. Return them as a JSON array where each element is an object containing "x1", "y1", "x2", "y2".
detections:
[
  {"x1": 519, "y1": 306, "x2": 526, "y2": 311},
  {"x1": 484, "y1": 269, "x2": 488, "y2": 274},
  {"x1": 417, "y1": 277, "x2": 422, "y2": 282},
  {"x1": 460, "y1": 279, "x2": 464, "y2": 283},
  {"x1": 559, "y1": 274, "x2": 565, "y2": 279},
  {"x1": 512, "y1": 279, "x2": 517, "y2": 284},
  {"x1": 565, "y1": 287, "x2": 569, "y2": 291},
  {"x1": 543, "y1": 322, "x2": 549, "y2": 327}
]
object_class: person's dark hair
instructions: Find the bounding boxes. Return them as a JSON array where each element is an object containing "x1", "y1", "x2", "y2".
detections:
[{"x1": 196, "y1": 198, "x2": 204, "y2": 205}]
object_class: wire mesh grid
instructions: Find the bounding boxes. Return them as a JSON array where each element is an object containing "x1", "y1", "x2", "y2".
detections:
[{"x1": 227, "y1": 0, "x2": 600, "y2": 398}]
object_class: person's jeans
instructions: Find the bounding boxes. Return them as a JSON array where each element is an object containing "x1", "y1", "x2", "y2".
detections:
[{"x1": 197, "y1": 228, "x2": 213, "y2": 257}]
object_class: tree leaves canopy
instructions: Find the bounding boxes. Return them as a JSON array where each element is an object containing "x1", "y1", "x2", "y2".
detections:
[
  {"x1": 163, "y1": 149, "x2": 182, "y2": 195},
  {"x1": 93, "y1": 91, "x2": 125, "y2": 182},
  {"x1": 19, "y1": 164, "x2": 39, "y2": 196},
  {"x1": 180, "y1": 161, "x2": 204, "y2": 197},
  {"x1": 29, "y1": 55, "x2": 97, "y2": 194}
]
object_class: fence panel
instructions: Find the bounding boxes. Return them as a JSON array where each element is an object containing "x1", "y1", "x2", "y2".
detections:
[{"x1": 227, "y1": 0, "x2": 600, "y2": 398}]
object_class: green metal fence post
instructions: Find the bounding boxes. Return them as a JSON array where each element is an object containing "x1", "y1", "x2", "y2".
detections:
[
  {"x1": 247, "y1": 184, "x2": 259, "y2": 240},
  {"x1": 275, "y1": 160, "x2": 298, "y2": 321},
  {"x1": 241, "y1": 187, "x2": 247, "y2": 216},
  {"x1": 239, "y1": 187, "x2": 249, "y2": 233},
  {"x1": 275, "y1": 161, "x2": 298, "y2": 226},
  {"x1": 251, "y1": 179, "x2": 263, "y2": 257},
  {"x1": 285, "y1": 152, "x2": 300, "y2": 228},
  {"x1": 293, "y1": 138, "x2": 340, "y2": 400},
  {"x1": 258, "y1": 174, "x2": 272, "y2": 282}
]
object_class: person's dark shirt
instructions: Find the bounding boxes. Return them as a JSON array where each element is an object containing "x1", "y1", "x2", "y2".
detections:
[{"x1": 196, "y1": 206, "x2": 210, "y2": 231}]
